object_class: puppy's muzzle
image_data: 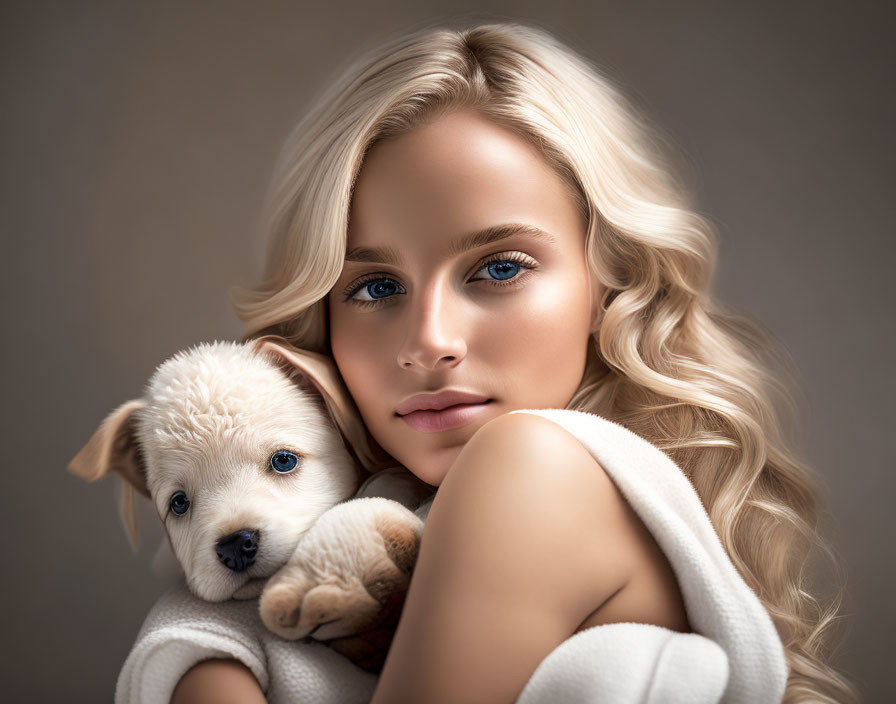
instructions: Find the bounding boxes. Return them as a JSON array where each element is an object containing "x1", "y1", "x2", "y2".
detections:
[{"x1": 216, "y1": 529, "x2": 259, "y2": 572}]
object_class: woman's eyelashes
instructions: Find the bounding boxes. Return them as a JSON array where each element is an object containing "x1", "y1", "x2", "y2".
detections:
[{"x1": 342, "y1": 251, "x2": 538, "y2": 306}]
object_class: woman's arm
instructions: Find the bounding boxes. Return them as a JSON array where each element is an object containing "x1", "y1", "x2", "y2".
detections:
[
  {"x1": 370, "y1": 412, "x2": 647, "y2": 704},
  {"x1": 170, "y1": 659, "x2": 266, "y2": 704}
]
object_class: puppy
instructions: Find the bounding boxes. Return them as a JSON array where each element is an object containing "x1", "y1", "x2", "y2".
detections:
[{"x1": 67, "y1": 336, "x2": 386, "y2": 602}]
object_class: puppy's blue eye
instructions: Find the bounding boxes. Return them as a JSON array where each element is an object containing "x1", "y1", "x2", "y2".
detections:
[
  {"x1": 169, "y1": 491, "x2": 190, "y2": 516},
  {"x1": 270, "y1": 450, "x2": 300, "y2": 473}
]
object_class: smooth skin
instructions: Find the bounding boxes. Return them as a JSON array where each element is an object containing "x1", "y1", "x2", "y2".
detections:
[{"x1": 171, "y1": 109, "x2": 690, "y2": 703}]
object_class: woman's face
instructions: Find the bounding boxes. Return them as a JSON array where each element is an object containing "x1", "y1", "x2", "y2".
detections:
[{"x1": 328, "y1": 109, "x2": 601, "y2": 486}]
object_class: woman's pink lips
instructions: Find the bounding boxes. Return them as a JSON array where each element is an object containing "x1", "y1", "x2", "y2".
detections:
[{"x1": 398, "y1": 400, "x2": 493, "y2": 432}]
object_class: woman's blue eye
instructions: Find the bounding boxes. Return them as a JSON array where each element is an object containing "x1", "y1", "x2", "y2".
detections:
[
  {"x1": 344, "y1": 254, "x2": 533, "y2": 305},
  {"x1": 270, "y1": 450, "x2": 300, "y2": 473},
  {"x1": 169, "y1": 491, "x2": 190, "y2": 516},
  {"x1": 485, "y1": 260, "x2": 520, "y2": 280},
  {"x1": 366, "y1": 280, "x2": 398, "y2": 299}
]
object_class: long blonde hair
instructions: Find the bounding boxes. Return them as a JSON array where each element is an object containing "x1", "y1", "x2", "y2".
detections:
[{"x1": 231, "y1": 20, "x2": 857, "y2": 702}]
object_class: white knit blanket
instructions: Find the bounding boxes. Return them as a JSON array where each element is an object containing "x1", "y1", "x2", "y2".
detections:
[{"x1": 116, "y1": 408, "x2": 788, "y2": 703}]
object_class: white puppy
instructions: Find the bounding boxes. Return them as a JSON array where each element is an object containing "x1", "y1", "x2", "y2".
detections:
[
  {"x1": 70, "y1": 335, "x2": 428, "y2": 672},
  {"x1": 68, "y1": 336, "x2": 392, "y2": 602}
]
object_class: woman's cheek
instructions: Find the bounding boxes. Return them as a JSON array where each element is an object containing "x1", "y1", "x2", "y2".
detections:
[
  {"x1": 483, "y1": 274, "x2": 588, "y2": 350},
  {"x1": 334, "y1": 336, "x2": 385, "y2": 408},
  {"x1": 497, "y1": 278, "x2": 592, "y2": 400}
]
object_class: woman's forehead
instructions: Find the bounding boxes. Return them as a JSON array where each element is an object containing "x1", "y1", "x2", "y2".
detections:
[{"x1": 347, "y1": 110, "x2": 585, "y2": 254}]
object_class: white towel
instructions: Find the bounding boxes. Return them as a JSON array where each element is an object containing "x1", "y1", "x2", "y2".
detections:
[
  {"x1": 115, "y1": 408, "x2": 788, "y2": 703},
  {"x1": 115, "y1": 582, "x2": 377, "y2": 704}
]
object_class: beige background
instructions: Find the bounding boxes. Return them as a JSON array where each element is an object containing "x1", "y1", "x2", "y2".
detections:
[{"x1": 2, "y1": 1, "x2": 892, "y2": 701}]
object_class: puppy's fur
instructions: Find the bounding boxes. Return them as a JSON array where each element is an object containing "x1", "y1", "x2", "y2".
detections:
[{"x1": 68, "y1": 336, "x2": 384, "y2": 602}]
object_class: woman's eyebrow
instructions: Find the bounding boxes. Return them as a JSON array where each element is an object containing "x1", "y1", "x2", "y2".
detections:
[{"x1": 344, "y1": 223, "x2": 556, "y2": 265}]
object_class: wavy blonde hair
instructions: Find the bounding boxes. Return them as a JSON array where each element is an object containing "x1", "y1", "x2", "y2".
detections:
[{"x1": 231, "y1": 20, "x2": 857, "y2": 703}]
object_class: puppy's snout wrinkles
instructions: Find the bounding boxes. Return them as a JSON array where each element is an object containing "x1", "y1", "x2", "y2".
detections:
[{"x1": 216, "y1": 529, "x2": 259, "y2": 572}]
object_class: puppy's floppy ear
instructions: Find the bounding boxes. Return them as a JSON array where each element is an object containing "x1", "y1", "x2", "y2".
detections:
[
  {"x1": 68, "y1": 399, "x2": 149, "y2": 549},
  {"x1": 252, "y1": 336, "x2": 390, "y2": 473}
]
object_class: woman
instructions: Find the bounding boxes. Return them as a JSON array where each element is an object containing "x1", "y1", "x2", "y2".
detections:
[{"x1": 171, "y1": 21, "x2": 855, "y2": 703}]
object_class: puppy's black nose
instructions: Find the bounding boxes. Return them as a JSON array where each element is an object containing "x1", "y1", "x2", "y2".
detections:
[{"x1": 216, "y1": 530, "x2": 259, "y2": 572}]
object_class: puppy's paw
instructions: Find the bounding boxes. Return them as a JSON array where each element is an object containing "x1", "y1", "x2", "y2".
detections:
[
  {"x1": 258, "y1": 567, "x2": 312, "y2": 638},
  {"x1": 259, "y1": 567, "x2": 381, "y2": 640},
  {"x1": 258, "y1": 498, "x2": 422, "y2": 645}
]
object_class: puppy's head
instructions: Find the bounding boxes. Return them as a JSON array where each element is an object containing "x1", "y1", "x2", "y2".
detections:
[{"x1": 69, "y1": 337, "x2": 379, "y2": 601}]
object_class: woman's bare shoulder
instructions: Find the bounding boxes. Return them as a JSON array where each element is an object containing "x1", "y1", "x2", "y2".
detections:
[
  {"x1": 372, "y1": 410, "x2": 689, "y2": 702},
  {"x1": 459, "y1": 410, "x2": 690, "y2": 633},
  {"x1": 457, "y1": 409, "x2": 623, "y2": 518}
]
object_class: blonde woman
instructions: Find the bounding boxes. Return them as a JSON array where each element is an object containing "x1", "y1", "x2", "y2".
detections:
[{"x1": 164, "y1": 21, "x2": 855, "y2": 704}]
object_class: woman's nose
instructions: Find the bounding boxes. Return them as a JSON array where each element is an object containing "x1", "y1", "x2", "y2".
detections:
[{"x1": 396, "y1": 283, "x2": 467, "y2": 371}]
